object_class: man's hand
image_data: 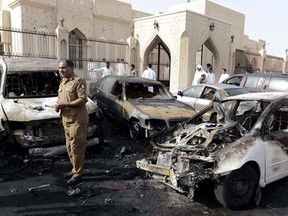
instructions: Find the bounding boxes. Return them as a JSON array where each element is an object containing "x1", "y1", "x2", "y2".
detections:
[{"x1": 54, "y1": 100, "x2": 67, "y2": 112}]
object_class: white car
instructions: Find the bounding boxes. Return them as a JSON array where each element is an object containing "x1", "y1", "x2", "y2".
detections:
[
  {"x1": 176, "y1": 83, "x2": 249, "y2": 112},
  {"x1": 137, "y1": 92, "x2": 288, "y2": 209},
  {"x1": 0, "y1": 57, "x2": 103, "y2": 157}
]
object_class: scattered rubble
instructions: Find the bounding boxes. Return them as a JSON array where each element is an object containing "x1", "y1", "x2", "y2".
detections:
[
  {"x1": 104, "y1": 198, "x2": 114, "y2": 204},
  {"x1": 67, "y1": 187, "x2": 81, "y2": 196},
  {"x1": 28, "y1": 184, "x2": 51, "y2": 192}
]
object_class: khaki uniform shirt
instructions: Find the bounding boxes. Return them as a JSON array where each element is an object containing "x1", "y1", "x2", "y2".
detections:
[{"x1": 58, "y1": 75, "x2": 88, "y2": 124}]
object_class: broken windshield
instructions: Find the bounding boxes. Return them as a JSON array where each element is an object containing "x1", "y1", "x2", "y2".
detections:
[
  {"x1": 125, "y1": 82, "x2": 173, "y2": 100},
  {"x1": 5, "y1": 71, "x2": 60, "y2": 98}
]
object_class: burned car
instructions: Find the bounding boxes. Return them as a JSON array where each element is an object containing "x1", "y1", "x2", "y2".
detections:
[
  {"x1": 137, "y1": 92, "x2": 288, "y2": 209},
  {"x1": 92, "y1": 75, "x2": 196, "y2": 139},
  {"x1": 0, "y1": 57, "x2": 102, "y2": 156}
]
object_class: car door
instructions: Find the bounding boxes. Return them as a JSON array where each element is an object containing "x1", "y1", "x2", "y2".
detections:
[
  {"x1": 242, "y1": 76, "x2": 266, "y2": 92},
  {"x1": 109, "y1": 81, "x2": 124, "y2": 122},
  {"x1": 194, "y1": 86, "x2": 217, "y2": 112},
  {"x1": 176, "y1": 85, "x2": 203, "y2": 109},
  {"x1": 95, "y1": 77, "x2": 120, "y2": 120},
  {"x1": 265, "y1": 77, "x2": 288, "y2": 92},
  {"x1": 261, "y1": 100, "x2": 288, "y2": 183}
]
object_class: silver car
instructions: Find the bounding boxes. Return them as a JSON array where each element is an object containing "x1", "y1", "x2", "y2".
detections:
[{"x1": 176, "y1": 83, "x2": 249, "y2": 112}]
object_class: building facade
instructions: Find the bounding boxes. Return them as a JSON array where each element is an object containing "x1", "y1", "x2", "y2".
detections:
[{"x1": 0, "y1": 0, "x2": 287, "y2": 92}]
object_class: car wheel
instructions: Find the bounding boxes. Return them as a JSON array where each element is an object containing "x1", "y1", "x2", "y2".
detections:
[
  {"x1": 214, "y1": 164, "x2": 258, "y2": 209},
  {"x1": 129, "y1": 120, "x2": 142, "y2": 140},
  {"x1": 0, "y1": 136, "x2": 28, "y2": 156}
]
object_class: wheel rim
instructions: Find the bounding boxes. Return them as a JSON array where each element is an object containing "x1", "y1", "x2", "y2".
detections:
[{"x1": 229, "y1": 170, "x2": 254, "y2": 199}]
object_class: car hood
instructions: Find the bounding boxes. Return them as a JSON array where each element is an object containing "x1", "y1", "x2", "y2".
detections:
[
  {"x1": 1, "y1": 97, "x2": 98, "y2": 121},
  {"x1": 131, "y1": 100, "x2": 196, "y2": 119},
  {"x1": 1, "y1": 97, "x2": 60, "y2": 121}
]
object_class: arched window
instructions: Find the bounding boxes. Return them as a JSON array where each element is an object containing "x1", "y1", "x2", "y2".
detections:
[{"x1": 69, "y1": 30, "x2": 84, "y2": 69}]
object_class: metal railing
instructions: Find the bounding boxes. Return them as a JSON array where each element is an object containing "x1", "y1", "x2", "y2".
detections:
[
  {"x1": 0, "y1": 26, "x2": 57, "y2": 59},
  {"x1": 0, "y1": 26, "x2": 130, "y2": 65}
]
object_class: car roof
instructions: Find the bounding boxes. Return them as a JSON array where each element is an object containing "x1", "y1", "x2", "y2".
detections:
[
  {"x1": 103, "y1": 75, "x2": 164, "y2": 85},
  {"x1": 1, "y1": 57, "x2": 58, "y2": 72},
  {"x1": 191, "y1": 83, "x2": 246, "y2": 90},
  {"x1": 222, "y1": 92, "x2": 288, "y2": 102},
  {"x1": 230, "y1": 72, "x2": 288, "y2": 78}
]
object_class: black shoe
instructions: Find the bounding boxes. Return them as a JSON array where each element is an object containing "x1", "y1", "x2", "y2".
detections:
[
  {"x1": 63, "y1": 172, "x2": 73, "y2": 179},
  {"x1": 67, "y1": 176, "x2": 82, "y2": 186}
]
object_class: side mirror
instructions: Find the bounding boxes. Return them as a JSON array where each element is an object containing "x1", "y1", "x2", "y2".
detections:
[{"x1": 177, "y1": 91, "x2": 183, "y2": 96}]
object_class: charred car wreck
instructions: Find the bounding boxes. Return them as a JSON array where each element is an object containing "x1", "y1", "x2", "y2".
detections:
[
  {"x1": 92, "y1": 75, "x2": 196, "y2": 140},
  {"x1": 0, "y1": 57, "x2": 103, "y2": 157},
  {"x1": 137, "y1": 92, "x2": 288, "y2": 209}
]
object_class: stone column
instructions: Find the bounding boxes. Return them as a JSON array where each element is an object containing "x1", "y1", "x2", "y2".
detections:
[
  {"x1": 259, "y1": 44, "x2": 266, "y2": 72},
  {"x1": 55, "y1": 17, "x2": 69, "y2": 61},
  {"x1": 127, "y1": 35, "x2": 138, "y2": 75},
  {"x1": 283, "y1": 49, "x2": 288, "y2": 74},
  {"x1": 229, "y1": 36, "x2": 236, "y2": 75},
  {"x1": 0, "y1": 10, "x2": 11, "y2": 54}
]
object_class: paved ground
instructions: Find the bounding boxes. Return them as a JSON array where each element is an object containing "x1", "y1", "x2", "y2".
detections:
[{"x1": 1, "y1": 120, "x2": 288, "y2": 216}]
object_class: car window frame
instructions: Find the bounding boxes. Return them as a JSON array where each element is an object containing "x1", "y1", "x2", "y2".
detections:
[
  {"x1": 224, "y1": 76, "x2": 243, "y2": 86},
  {"x1": 99, "y1": 77, "x2": 118, "y2": 94},
  {"x1": 200, "y1": 86, "x2": 216, "y2": 100},
  {"x1": 266, "y1": 77, "x2": 288, "y2": 91},
  {"x1": 182, "y1": 85, "x2": 203, "y2": 98},
  {"x1": 243, "y1": 76, "x2": 266, "y2": 90}
]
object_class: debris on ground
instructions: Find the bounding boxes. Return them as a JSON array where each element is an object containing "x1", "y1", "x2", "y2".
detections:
[
  {"x1": 104, "y1": 198, "x2": 114, "y2": 204},
  {"x1": 28, "y1": 184, "x2": 51, "y2": 192},
  {"x1": 10, "y1": 188, "x2": 19, "y2": 193},
  {"x1": 67, "y1": 187, "x2": 81, "y2": 196}
]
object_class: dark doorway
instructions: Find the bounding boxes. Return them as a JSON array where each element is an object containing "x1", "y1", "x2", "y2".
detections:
[{"x1": 145, "y1": 36, "x2": 170, "y2": 88}]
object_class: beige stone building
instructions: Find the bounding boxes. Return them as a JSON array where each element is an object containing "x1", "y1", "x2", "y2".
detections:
[{"x1": 0, "y1": 0, "x2": 286, "y2": 92}]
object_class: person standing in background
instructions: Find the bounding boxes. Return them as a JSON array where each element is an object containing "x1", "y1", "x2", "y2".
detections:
[
  {"x1": 218, "y1": 68, "x2": 230, "y2": 83},
  {"x1": 99, "y1": 58, "x2": 106, "y2": 68},
  {"x1": 116, "y1": 58, "x2": 126, "y2": 76},
  {"x1": 206, "y1": 63, "x2": 212, "y2": 71},
  {"x1": 55, "y1": 59, "x2": 88, "y2": 186},
  {"x1": 142, "y1": 64, "x2": 156, "y2": 80},
  {"x1": 206, "y1": 66, "x2": 215, "y2": 84},
  {"x1": 130, "y1": 64, "x2": 138, "y2": 76},
  {"x1": 192, "y1": 64, "x2": 207, "y2": 85},
  {"x1": 92, "y1": 61, "x2": 114, "y2": 78}
]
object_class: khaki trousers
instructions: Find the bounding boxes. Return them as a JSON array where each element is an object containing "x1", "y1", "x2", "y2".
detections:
[{"x1": 64, "y1": 122, "x2": 88, "y2": 177}]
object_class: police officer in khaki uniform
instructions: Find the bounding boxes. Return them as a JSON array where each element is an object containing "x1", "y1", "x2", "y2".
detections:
[{"x1": 55, "y1": 59, "x2": 88, "y2": 185}]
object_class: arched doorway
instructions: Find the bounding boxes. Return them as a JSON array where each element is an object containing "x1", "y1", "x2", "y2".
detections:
[
  {"x1": 197, "y1": 37, "x2": 219, "y2": 70},
  {"x1": 144, "y1": 36, "x2": 170, "y2": 87},
  {"x1": 195, "y1": 37, "x2": 220, "y2": 81}
]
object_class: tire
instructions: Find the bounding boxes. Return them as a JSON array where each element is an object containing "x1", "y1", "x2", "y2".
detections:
[
  {"x1": 129, "y1": 120, "x2": 142, "y2": 140},
  {"x1": 0, "y1": 135, "x2": 28, "y2": 156},
  {"x1": 214, "y1": 164, "x2": 258, "y2": 209}
]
